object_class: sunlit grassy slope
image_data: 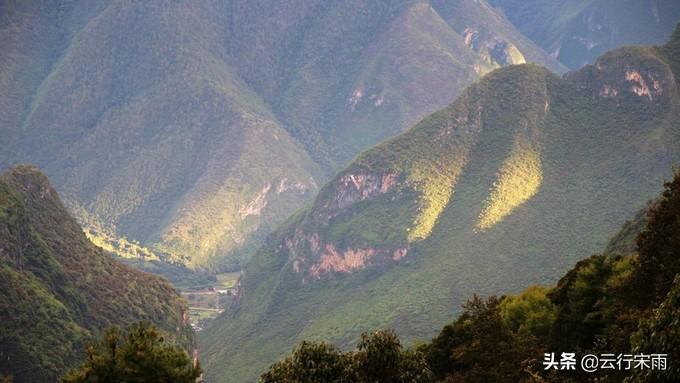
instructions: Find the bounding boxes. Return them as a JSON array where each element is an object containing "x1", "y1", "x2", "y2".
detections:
[
  {"x1": 477, "y1": 137, "x2": 543, "y2": 231},
  {"x1": 2, "y1": 2, "x2": 678, "y2": 273},
  {"x1": 200, "y1": 29, "x2": 680, "y2": 382},
  {"x1": 0, "y1": 0, "x2": 568, "y2": 271},
  {"x1": 0, "y1": 166, "x2": 194, "y2": 383}
]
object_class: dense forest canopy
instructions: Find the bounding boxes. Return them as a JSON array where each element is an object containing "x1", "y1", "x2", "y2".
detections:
[{"x1": 260, "y1": 169, "x2": 680, "y2": 382}]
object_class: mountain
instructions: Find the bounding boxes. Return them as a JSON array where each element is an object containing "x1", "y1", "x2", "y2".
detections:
[
  {"x1": 489, "y1": 0, "x2": 680, "y2": 69},
  {"x1": 199, "y1": 27, "x2": 680, "y2": 382},
  {"x1": 0, "y1": 0, "x2": 322, "y2": 271},
  {"x1": 0, "y1": 0, "x2": 566, "y2": 271},
  {"x1": 3, "y1": 1, "x2": 677, "y2": 272},
  {"x1": 257, "y1": 169, "x2": 680, "y2": 382},
  {"x1": 0, "y1": 166, "x2": 194, "y2": 382}
]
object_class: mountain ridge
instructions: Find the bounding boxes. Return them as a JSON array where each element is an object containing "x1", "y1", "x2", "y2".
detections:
[
  {"x1": 0, "y1": 0, "x2": 586, "y2": 272},
  {"x1": 199, "y1": 27, "x2": 680, "y2": 383},
  {"x1": 489, "y1": 0, "x2": 680, "y2": 69},
  {"x1": 255, "y1": 169, "x2": 680, "y2": 382},
  {"x1": 0, "y1": 165, "x2": 194, "y2": 382}
]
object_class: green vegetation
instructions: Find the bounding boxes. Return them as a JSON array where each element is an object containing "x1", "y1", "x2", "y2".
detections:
[
  {"x1": 2, "y1": 3, "x2": 680, "y2": 381},
  {"x1": 116, "y1": 257, "x2": 217, "y2": 291},
  {"x1": 63, "y1": 322, "x2": 201, "y2": 383},
  {"x1": 200, "y1": 30, "x2": 680, "y2": 382},
  {"x1": 630, "y1": 276, "x2": 680, "y2": 382},
  {"x1": 261, "y1": 330, "x2": 432, "y2": 383},
  {"x1": 0, "y1": 166, "x2": 194, "y2": 382},
  {"x1": 215, "y1": 272, "x2": 241, "y2": 289},
  {"x1": 499, "y1": 286, "x2": 556, "y2": 339},
  {"x1": 258, "y1": 169, "x2": 680, "y2": 382},
  {"x1": 0, "y1": 0, "x2": 567, "y2": 273}
]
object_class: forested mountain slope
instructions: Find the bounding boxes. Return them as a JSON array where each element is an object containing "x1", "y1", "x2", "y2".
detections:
[
  {"x1": 258, "y1": 169, "x2": 680, "y2": 382},
  {"x1": 490, "y1": 0, "x2": 680, "y2": 69},
  {"x1": 3, "y1": 1, "x2": 677, "y2": 271},
  {"x1": 200, "y1": 27, "x2": 680, "y2": 383},
  {"x1": 0, "y1": 166, "x2": 193, "y2": 382},
  {"x1": 0, "y1": 0, "x2": 570, "y2": 270}
]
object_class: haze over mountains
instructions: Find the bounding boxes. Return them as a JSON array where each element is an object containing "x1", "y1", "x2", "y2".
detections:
[
  {"x1": 489, "y1": 0, "x2": 680, "y2": 69},
  {"x1": 199, "y1": 27, "x2": 680, "y2": 382},
  {"x1": 254, "y1": 169, "x2": 680, "y2": 382},
  {"x1": 2, "y1": 0, "x2": 650, "y2": 272},
  {"x1": 2, "y1": 1, "x2": 680, "y2": 381}
]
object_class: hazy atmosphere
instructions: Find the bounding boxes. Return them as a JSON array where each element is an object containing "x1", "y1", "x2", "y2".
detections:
[{"x1": 2, "y1": 1, "x2": 680, "y2": 382}]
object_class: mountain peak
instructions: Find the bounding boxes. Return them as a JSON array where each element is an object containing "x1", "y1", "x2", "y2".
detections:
[
  {"x1": 3, "y1": 165, "x2": 57, "y2": 202},
  {"x1": 200, "y1": 30, "x2": 680, "y2": 382},
  {"x1": 0, "y1": 168, "x2": 195, "y2": 381},
  {"x1": 0, "y1": 0, "x2": 569, "y2": 271}
]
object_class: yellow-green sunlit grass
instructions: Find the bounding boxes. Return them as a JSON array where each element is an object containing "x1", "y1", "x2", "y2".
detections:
[{"x1": 477, "y1": 138, "x2": 542, "y2": 231}]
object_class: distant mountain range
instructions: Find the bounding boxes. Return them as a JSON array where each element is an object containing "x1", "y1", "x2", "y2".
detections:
[
  {"x1": 199, "y1": 26, "x2": 680, "y2": 383},
  {"x1": 0, "y1": 166, "x2": 194, "y2": 382},
  {"x1": 489, "y1": 0, "x2": 680, "y2": 69},
  {"x1": 3, "y1": 1, "x2": 674, "y2": 272},
  {"x1": 2, "y1": 2, "x2": 680, "y2": 382}
]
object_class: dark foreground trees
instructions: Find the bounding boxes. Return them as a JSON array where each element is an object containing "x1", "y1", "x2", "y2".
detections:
[
  {"x1": 62, "y1": 322, "x2": 201, "y2": 383},
  {"x1": 260, "y1": 170, "x2": 680, "y2": 382},
  {"x1": 260, "y1": 329, "x2": 432, "y2": 383}
]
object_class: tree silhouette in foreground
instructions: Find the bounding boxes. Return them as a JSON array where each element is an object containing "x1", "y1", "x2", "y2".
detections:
[
  {"x1": 260, "y1": 329, "x2": 432, "y2": 383},
  {"x1": 62, "y1": 322, "x2": 201, "y2": 383},
  {"x1": 259, "y1": 170, "x2": 680, "y2": 382}
]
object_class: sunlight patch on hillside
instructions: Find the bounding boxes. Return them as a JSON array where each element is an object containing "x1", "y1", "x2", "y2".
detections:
[
  {"x1": 84, "y1": 227, "x2": 161, "y2": 260},
  {"x1": 506, "y1": 44, "x2": 526, "y2": 65},
  {"x1": 477, "y1": 140, "x2": 542, "y2": 231},
  {"x1": 158, "y1": 184, "x2": 250, "y2": 267},
  {"x1": 407, "y1": 157, "x2": 466, "y2": 242}
]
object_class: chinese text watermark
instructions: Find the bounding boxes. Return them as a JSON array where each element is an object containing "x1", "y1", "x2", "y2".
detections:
[{"x1": 543, "y1": 353, "x2": 667, "y2": 373}]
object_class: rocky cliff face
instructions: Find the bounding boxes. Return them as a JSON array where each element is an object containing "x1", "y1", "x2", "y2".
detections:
[
  {"x1": 570, "y1": 46, "x2": 677, "y2": 106},
  {"x1": 276, "y1": 30, "x2": 680, "y2": 282},
  {"x1": 0, "y1": 0, "x2": 564, "y2": 270},
  {"x1": 200, "y1": 29, "x2": 680, "y2": 383}
]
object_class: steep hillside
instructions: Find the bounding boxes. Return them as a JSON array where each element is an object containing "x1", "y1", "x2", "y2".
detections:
[
  {"x1": 200, "y1": 28, "x2": 680, "y2": 382},
  {"x1": 258, "y1": 169, "x2": 680, "y2": 382},
  {"x1": 0, "y1": 166, "x2": 193, "y2": 382},
  {"x1": 0, "y1": 0, "x2": 321, "y2": 271},
  {"x1": 227, "y1": 0, "x2": 564, "y2": 169},
  {"x1": 0, "y1": 0, "x2": 562, "y2": 270},
  {"x1": 490, "y1": 0, "x2": 680, "y2": 69}
]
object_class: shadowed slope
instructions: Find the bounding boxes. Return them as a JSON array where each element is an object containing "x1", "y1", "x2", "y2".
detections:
[
  {"x1": 200, "y1": 30, "x2": 680, "y2": 383},
  {"x1": 490, "y1": 0, "x2": 680, "y2": 69},
  {"x1": 0, "y1": 166, "x2": 194, "y2": 382},
  {"x1": 0, "y1": 0, "x2": 563, "y2": 270}
]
